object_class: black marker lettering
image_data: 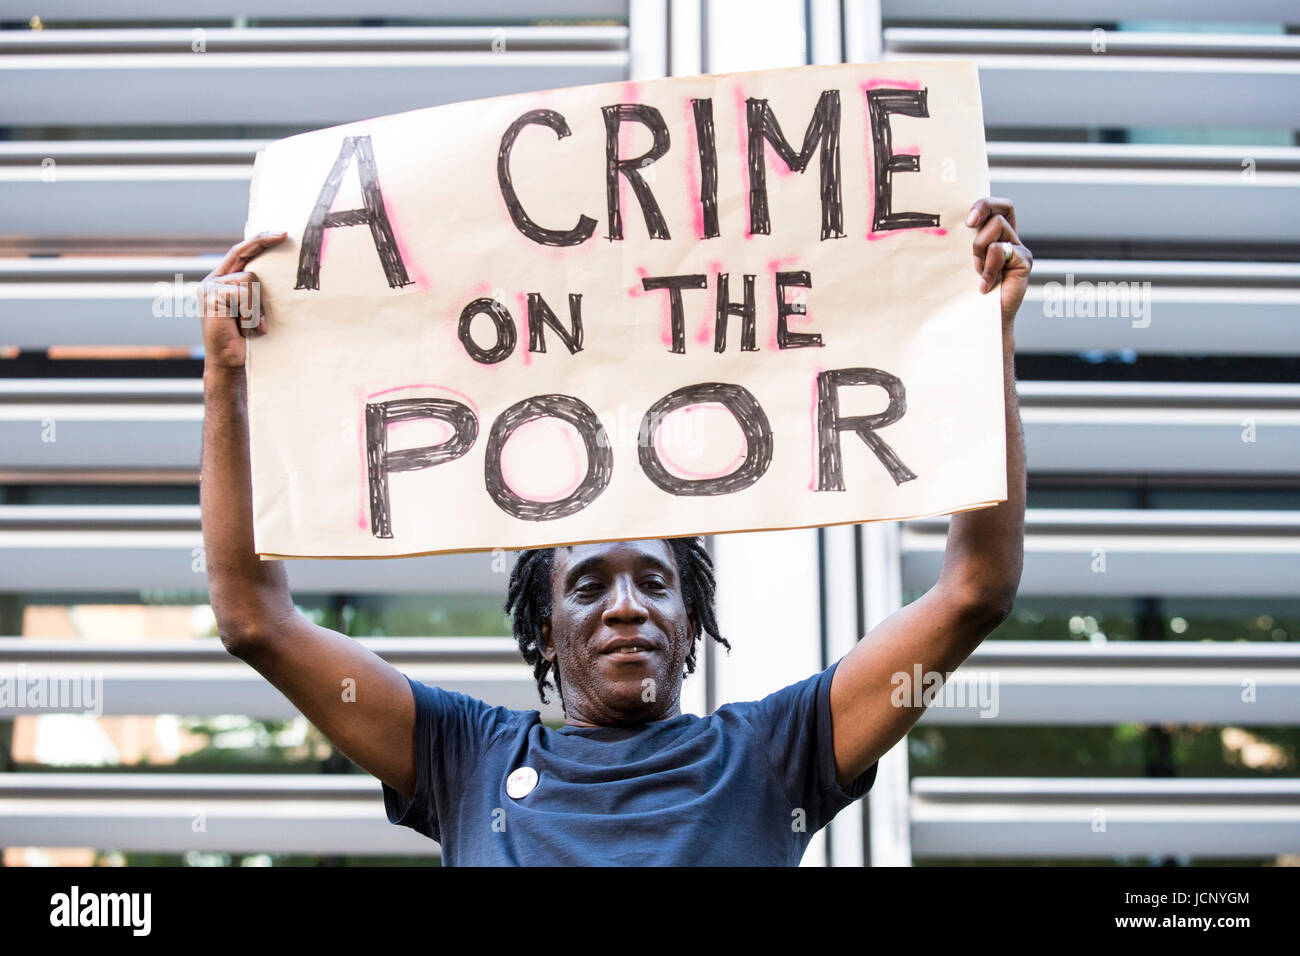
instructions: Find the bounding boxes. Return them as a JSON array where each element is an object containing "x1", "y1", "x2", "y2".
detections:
[
  {"x1": 691, "y1": 97, "x2": 720, "y2": 239},
  {"x1": 296, "y1": 135, "x2": 412, "y2": 291},
  {"x1": 641, "y1": 274, "x2": 707, "y2": 354},
  {"x1": 497, "y1": 109, "x2": 598, "y2": 246},
  {"x1": 603, "y1": 104, "x2": 672, "y2": 240},
  {"x1": 638, "y1": 383, "x2": 773, "y2": 495},
  {"x1": 866, "y1": 88, "x2": 940, "y2": 233},
  {"x1": 714, "y1": 273, "x2": 757, "y2": 353},
  {"x1": 484, "y1": 395, "x2": 613, "y2": 520},
  {"x1": 776, "y1": 270, "x2": 823, "y2": 349},
  {"x1": 746, "y1": 90, "x2": 843, "y2": 240},
  {"x1": 816, "y1": 367, "x2": 916, "y2": 488},
  {"x1": 458, "y1": 297, "x2": 517, "y2": 365},
  {"x1": 527, "y1": 292, "x2": 584, "y2": 354},
  {"x1": 366, "y1": 398, "x2": 478, "y2": 538}
]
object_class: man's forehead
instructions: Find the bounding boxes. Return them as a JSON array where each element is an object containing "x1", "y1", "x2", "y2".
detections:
[{"x1": 554, "y1": 539, "x2": 677, "y2": 574}]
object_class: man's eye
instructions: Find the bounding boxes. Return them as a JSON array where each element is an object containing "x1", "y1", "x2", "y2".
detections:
[{"x1": 642, "y1": 579, "x2": 667, "y2": 591}]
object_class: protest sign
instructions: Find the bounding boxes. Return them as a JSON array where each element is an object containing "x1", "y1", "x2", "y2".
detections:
[{"x1": 241, "y1": 60, "x2": 1004, "y2": 558}]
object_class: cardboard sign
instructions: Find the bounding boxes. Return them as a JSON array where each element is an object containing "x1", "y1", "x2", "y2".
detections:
[{"x1": 242, "y1": 60, "x2": 1005, "y2": 559}]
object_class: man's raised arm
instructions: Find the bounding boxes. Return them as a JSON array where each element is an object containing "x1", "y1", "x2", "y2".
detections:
[
  {"x1": 199, "y1": 232, "x2": 418, "y2": 798},
  {"x1": 827, "y1": 197, "x2": 1030, "y2": 787}
]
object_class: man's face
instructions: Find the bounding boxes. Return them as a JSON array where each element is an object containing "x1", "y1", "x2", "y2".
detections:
[{"x1": 540, "y1": 539, "x2": 697, "y2": 725}]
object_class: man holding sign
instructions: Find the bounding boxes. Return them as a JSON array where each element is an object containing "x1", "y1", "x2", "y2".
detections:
[
  {"x1": 199, "y1": 194, "x2": 1026, "y2": 866},
  {"x1": 199, "y1": 64, "x2": 1029, "y2": 864}
]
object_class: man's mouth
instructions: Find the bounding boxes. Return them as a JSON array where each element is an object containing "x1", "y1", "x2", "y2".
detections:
[{"x1": 599, "y1": 640, "x2": 658, "y2": 659}]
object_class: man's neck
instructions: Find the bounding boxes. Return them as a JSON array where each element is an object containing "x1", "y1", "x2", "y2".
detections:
[{"x1": 562, "y1": 702, "x2": 682, "y2": 728}]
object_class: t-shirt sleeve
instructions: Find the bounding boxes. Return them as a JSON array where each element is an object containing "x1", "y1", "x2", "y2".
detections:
[
  {"x1": 730, "y1": 658, "x2": 878, "y2": 833},
  {"x1": 381, "y1": 674, "x2": 515, "y2": 843}
]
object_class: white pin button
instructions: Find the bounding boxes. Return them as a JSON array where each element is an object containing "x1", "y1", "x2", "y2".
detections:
[{"x1": 506, "y1": 766, "x2": 538, "y2": 799}]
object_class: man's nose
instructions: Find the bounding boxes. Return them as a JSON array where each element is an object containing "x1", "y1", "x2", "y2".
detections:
[{"x1": 603, "y1": 576, "x2": 649, "y2": 624}]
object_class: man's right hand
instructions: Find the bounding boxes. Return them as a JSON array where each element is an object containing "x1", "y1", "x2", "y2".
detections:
[{"x1": 199, "y1": 231, "x2": 288, "y2": 369}]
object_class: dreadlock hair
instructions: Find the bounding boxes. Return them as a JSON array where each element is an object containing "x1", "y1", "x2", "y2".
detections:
[{"x1": 504, "y1": 537, "x2": 730, "y2": 706}]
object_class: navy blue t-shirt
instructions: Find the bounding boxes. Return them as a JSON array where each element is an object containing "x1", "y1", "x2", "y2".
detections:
[{"x1": 381, "y1": 658, "x2": 877, "y2": 865}]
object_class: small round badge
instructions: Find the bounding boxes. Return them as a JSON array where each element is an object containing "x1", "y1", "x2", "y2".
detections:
[{"x1": 506, "y1": 766, "x2": 538, "y2": 799}]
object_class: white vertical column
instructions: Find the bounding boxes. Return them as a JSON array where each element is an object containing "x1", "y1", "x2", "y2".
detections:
[
  {"x1": 629, "y1": 0, "x2": 669, "y2": 80},
  {"x1": 704, "y1": 0, "x2": 820, "y2": 864},
  {"x1": 711, "y1": 527, "x2": 825, "y2": 864},
  {"x1": 863, "y1": 519, "x2": 912, "y2": 866},
  {"x1": 799, "y1": 0, "x2": 885, "y2": 870},
  {"x1": 706, "y1": 0, "x2": 806, "y2": 73},
  {"x1": 669, "y1": 0, "x2": 703, "y2": 77},
  {"x1": 711, "y1": 529, "x2": 823, "y2": 707},
  {"x1": 665, "y1": 0, "x2": 707, "y2": 723},
  {"x1": 821, "y1": 524, "x2": 865, "y2": 866},
  {"x1": 842, "y1": 0, "x2": 883, "y2": 63},
  {"x1": 808, "y1": 0, "x2": 843, "y2": 66}
]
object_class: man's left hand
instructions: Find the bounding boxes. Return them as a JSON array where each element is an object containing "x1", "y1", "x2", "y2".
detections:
[{"x1": 967, "y1": 196, "x2": 1032, "y2": 323}]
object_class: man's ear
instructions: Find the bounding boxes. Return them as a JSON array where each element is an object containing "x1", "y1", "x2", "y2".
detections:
[
  {"x1": 688, "y1": 610, "x2": 699, "y2": 645},
  {"x1": 540, "y1": 619, "x2": 555, "y2": 663}
]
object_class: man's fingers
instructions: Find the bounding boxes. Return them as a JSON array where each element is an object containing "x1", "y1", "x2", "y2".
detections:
[
  {"x1": 972, "y1": 214, "x2": 1021, "y2": 255},
  {"x1": 979, "y1": 244, "x2": 1005, "y2": 293},
  {"x1": 220, "y1": 232, "x2": 285, "y2": 278},
  {"x1": 979, "y1": 241, "x2": 1032, "y2": 293},
  {"x1": 200, "y1": 271, "x2": 265, "y2": 328},
  {"x1": 209, "y1": 230, "x2": 288, "y2": 280},
  {"x1": 208, "y1": 270, "x2": 255, "y2": 286},
  {"x1": 971, "y1": 214, "x2": 1021, "y2": 290},
  {"x1": 200, "y1": 273, "x2": 252, "y2": 316},
  {"x1": 966, "y1": 196, "x2": 1018, "y2": 234},
  {"x1": 967, "y1": 196, "x2": 1028, "y2": 293}
]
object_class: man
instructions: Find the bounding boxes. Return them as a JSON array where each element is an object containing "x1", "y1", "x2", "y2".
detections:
[{"x1": 199, "y1": 196, "x2": 1029, "y2": 866}]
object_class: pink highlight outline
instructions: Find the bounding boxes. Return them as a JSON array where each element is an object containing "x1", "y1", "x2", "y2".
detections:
[
  {"x1": 867, "y1": 225, "x2": 948, "y2": 241},
  {"x1": 632, "y1": 265, "x2": 678, "y2": 351},
  {"x1": 696, "y1": 259, "x2": 724, "y2": 345},
  {"x1": 737, "y1": 86, "x2": 798, "y2": 185},
  {"x1": 357, "y1": 123, "x2": 431, "y2": 293},
  {"x1": 612, "y1": 81, "x2": 642, "y2": 239},
  {"x1": 653, "y1": 403, "x2": 746, "y2": 480},
  {"x1": 860, "y1": 79, "x2": 944, "y2": 242},
  {"x1": 383, "y1": 195, "x2": 432, "y2": 293},
  {"x1": 357, "y1": 382, "x2": 482, "y2": 528},
  {"x1": 496, "y1": 95, "x2": 581, "y2": 265},
  {"x1": 861, "y1": 78, "x2": 922, "y2": 91},
  {"x1": 732, "y1": 84, "x2": 753, "y2": 239},
  {"x1": 517, "y1": 291, "x2": 532, "y2": 367},
  {"x1": 365, "y1": 382, "x2": 479, "y2": 417},
  {"x1": 809, "y1": 368, "x2": 824, "y2": 491},
  {"x1": 499, "y1": 417, "x2": 585, "y2": 503},
  {"x1": 354, "y1": 385, "x2": 368, "y2": 530},
  {"x1": 766, "y1": 255, "x2": 802, "y2": 351},
  {"x1": 454, "y1": 281, "x2": 519, "y2": 373}
]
